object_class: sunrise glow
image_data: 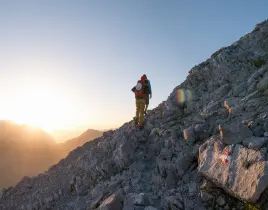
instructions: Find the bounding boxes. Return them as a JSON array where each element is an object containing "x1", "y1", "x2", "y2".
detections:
[{"x1": 2, "y1": 86, "x2": 77, "y2": 132}]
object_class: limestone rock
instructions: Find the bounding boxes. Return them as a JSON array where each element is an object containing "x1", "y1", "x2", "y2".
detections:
[
  {"x1": 98, "y1": 193, "x2": 122, "y2": 210},
  {"x1": 243, "y1": 136, "x2": 268, "y2": 149},
  {"x1": 200, "y1": 191, "x2": 214, "y2": 201},
  {"x1": 123, "y1": 193, "x2": 149, "y2": 210},
  {"x1": 183, "y1": 126, "x2": 195, "y2": 144},
  {"x1": 216, "y1": 195, "x2": 226, "y2": 206},
  {"x1": 199, "y1": 136, "x2": 268, "y2": 203}
]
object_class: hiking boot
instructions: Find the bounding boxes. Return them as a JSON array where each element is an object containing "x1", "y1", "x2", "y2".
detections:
[
  {"x1": 133, "y1": 117, "x2": 138, "y2": 125},
  {"x1": 138, "y1": 125, "x2": 144, "y2": 130}
]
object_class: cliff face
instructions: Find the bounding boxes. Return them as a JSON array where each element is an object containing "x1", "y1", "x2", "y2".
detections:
[{"x1": 1, "y1": 20, "x2": 268, "y2": 210}]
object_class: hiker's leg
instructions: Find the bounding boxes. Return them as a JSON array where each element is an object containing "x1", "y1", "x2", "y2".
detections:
[
  {"x1": 139, "y1": 100, "x2": 145, "y2": 126},
  {"x1": 144, "y1": 95, "x2": 149, "y2": 115},
  {"x1": 135, "y1": 99, "x2": 140, "y2": 124},
  {"x1": 144, "y1": 104, "x2": 148, "y2": 114}
]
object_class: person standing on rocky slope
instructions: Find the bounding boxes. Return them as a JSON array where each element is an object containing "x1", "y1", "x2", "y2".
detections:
[
  {"x1": 131, "y1": 74, "x2": 151, "y2": 129},
  {"x1": 142, "y1": 74, "x2": 152, "y2": 115}
]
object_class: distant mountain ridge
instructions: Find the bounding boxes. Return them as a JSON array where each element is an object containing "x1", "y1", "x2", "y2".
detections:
[
  {"x1": 58, "y1": 129, "x2": 103, "y2": 157},
  {"x1": 0, "y1": 121, "x2": 103, "y2": 188}
]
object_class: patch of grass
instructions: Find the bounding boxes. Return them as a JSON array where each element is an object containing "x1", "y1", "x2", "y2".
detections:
[
  {"x1": 244, "y1": 202, "x2": 262, "y2": 210},
  {"x1": 254, "y1": 60, "x2": 265, "y2": 68}
]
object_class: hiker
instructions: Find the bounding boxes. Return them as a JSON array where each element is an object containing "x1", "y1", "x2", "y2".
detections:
[
  {"x1": 141, "y1": 74, "x2": 152, "y2": 115},
  {"x1": 131, "y1": 74, "x2": 150, "y2": 129}
]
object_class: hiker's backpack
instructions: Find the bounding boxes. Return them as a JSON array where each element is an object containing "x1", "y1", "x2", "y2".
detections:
[{"x1": 135, "y1": 80, "x2": 148, "y2": 98}]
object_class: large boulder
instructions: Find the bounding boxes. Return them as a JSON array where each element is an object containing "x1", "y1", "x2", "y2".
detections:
[
  {"x1": 198, "y1": 136, "x2": 268, "y2": 203},
  {"x1": 219, "y1": 122, "x2": 253, "y2": 144}
]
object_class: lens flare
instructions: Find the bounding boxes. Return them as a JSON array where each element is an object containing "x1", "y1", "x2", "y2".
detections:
[{"x1": 176, "y1": 89, "x2": 193, "y2": 103}]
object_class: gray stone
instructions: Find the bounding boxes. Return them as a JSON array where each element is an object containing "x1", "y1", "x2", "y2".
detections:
[
  {"x1": 166, "y1": 171, "x2": 176, "y2": 187},
  {"x1": 99, "y1": 193, "x2": 123, "y2": 210},
  {"x1": 257, "y1": 75, "x2": 268, "y2": 91},
  {"x1": 175, "y1": 152, "x2": 195, "y2": 177},
  {"x1": 264, "y1": 122, "x2": 268, "y2": 132},
  {"x1": 194, "y1": 123, "x2": 210, "y2": 141},
  {"x1": 213, "y1": 84, "x2": 230, "y2": 100},
  {"x1": 243, "y1": 136, "x2": 268, "y2": 149},
  {"x1": 199, "y1": 136, "x2": 268, "y2": 203},
  {"x1": 123, "y1": 193, "x2": 149, "y2": 210},
  {"x1": 233, "y1": 82, "x2": 247, "y2": 96},
  {"x1": 162, "y1": 196, "x2": 184, "y2": 210},
  {"x1": 183, "y1": 198, "x2": 195, "y2": 210},
  {"x1": 183, "y1": 126, "x2": 195, "y2": 144},
  {"x1": 0, "y1": 189, "x2": 3, "y2": 199},
  {"x1": 242, "y1": 90, "x2": 261, "y2": 102},
  {"x1": 200, "y1": 191, "x2": 214, "y2": 201},
  {"x1": 216, "y1": 195, "x2": 226, "y2": 207},
  {"x1": 193, "y1": 115, "x2": 206, "y2": 124},
  {"x1": 113, "y1": 139, "x2": 134, "y2": 168},
  {"x1": 144, "y1": 206, "x2": 158, "y2": 210},
  {"x1": 187, "y1": 182, "x2": 197, "y2": 195},
  {"x1": 219, "y1": 122, "x2": 253, "y2": 144},
  {"x1": 200, "y1": 179, "x2": 216, "y2": 191},
  {"x1": 90, "y1": 194, "x2": 105, "y2": 209},
  {"x1": 252, "y1": 126, "x2": 265, "y2": 137}
]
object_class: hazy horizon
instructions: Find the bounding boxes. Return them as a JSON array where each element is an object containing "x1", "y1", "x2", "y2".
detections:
[
  {"x1": 0, "y1": 120, "x2": 103, "y2": 188},
  {"x1": 0, "y1": 119, "x2": 111, "y2": 142},
  {"x1": 1, "y1": 1, "x2": 267, "y2": 133}
]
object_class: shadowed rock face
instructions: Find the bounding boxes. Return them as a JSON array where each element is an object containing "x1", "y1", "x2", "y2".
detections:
[{"x1": 1, "y1": 19, "x2": 268, "y2": 210}]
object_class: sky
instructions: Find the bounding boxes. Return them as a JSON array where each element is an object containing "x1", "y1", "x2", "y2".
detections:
[{"x1": 0, "y1": 0, "x2": 267, "y2": 137}]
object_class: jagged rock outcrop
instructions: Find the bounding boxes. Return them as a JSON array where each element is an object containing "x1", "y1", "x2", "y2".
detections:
[{"x1": 1, "y1": 19, "x2": 268, "y2": 210}]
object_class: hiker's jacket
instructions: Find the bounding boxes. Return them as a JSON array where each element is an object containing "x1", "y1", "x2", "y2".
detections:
[
  {"x1": 131, "y1": 79, "x2": 151, "y2": 99},
  {"x1": 147, "y1": 80, "x2": 152, "y2": 95}
]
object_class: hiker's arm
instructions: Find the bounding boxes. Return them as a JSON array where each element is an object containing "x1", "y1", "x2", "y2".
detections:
[
  {"x1": 148, "y1": 81, "x2": 152, "y2": 98},
  {"x1": 131, "y1": 86, "x2": 136, "y2": 92}
]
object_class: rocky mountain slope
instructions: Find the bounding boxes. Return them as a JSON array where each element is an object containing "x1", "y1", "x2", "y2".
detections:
[
  {"x1": 0, "y1": 122, "x2": 102, "y2": 188},
  {"x1": 1, "y1": 19, "x2": 268, "y2": 210},
  {"x1": 57, "y1": 129, "x2": 103, "y2": 157}
]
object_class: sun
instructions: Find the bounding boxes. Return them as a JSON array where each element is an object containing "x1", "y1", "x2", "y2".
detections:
[{"x1": 5, "y1": 87, "x2": 75, "y2": 133}]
